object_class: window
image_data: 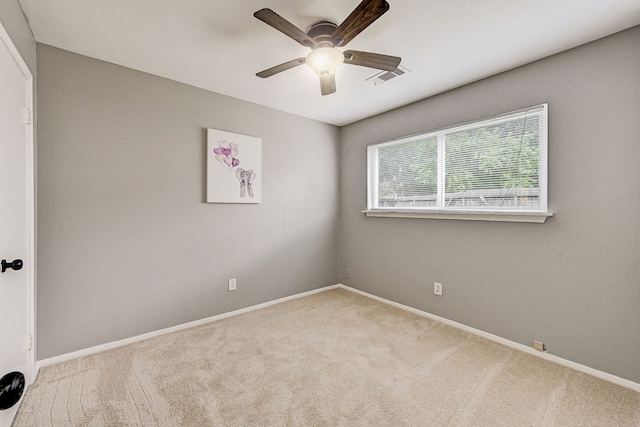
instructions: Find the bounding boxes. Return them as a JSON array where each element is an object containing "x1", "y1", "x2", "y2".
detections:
[{"x1": 366, "y1": 104, "x2": 550, "y2": 222}]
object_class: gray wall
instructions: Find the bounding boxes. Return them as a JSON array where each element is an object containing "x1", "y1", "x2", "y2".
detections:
[
  {"x1": 340, "y1": 26, "x2": 640, "y2": 383},
  {"x1": 28, "y1": 19, "x2": 640, "y2": 384},
  {"x1": 36, "y1": 44, "x2": 340, "y2": 359}
]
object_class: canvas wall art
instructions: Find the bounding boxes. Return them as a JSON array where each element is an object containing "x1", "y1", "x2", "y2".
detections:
[{"x1": 206, "y1": 129, "x2": 262, "y2": 204}]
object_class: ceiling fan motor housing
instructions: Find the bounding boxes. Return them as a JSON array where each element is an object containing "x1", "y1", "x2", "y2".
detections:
[{"x1": 307, "y1": 22, "x2": 339, "y2": 46}]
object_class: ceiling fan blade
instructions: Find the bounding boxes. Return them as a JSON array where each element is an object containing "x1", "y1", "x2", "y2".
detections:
[
  {"x1": 254, "y1": 9, "x2": 317, "y2": 48},
  {"x1": 331, "y1": 0, "x2": 390, "y2": 47},
  {"x1": 256, "y1": 58, "x2": 306, "y2": 78},
  {"x1": 343, "y1": 50, "x2": 400, "y2": 71},
  {"x1": 320, "y1": 74, "x2": 336, "y2": 96}
]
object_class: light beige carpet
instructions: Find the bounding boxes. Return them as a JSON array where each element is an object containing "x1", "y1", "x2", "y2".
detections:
[{"x1": 14, "y1": 288, "x2": 640, "y2": 426}]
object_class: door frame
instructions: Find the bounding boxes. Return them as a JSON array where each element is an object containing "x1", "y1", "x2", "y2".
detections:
[{"x1": 0, "y1": 21, "x2": 36, "y2": 385}]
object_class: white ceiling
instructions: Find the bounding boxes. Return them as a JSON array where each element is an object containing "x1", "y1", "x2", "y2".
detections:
[{"x1": 18, "y1": 0, "x2": 640, "y2": 126}]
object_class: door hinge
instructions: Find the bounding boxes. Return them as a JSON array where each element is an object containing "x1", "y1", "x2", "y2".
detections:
[
  {"x1": 24, "y1": 334, "x2": 33, "y2": 351},
  {"x1": 22, "y1": 107, "x2": 32, "y2": 125}
]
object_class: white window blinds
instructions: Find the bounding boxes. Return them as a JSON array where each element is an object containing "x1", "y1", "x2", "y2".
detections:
[{"x1": 367, "y1": 104, "x2": 548, "y2": 214}]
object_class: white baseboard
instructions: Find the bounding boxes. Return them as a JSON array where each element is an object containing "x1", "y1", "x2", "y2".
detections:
[
  {"x1": 37, "y1": 283, "x2": 639, "y2": 393},
  {"x1": 337, "y1": 284, "x2": 640, "y2": 393},
  {"x1": 37, "y1": 284, "x2": 340, "y2": 369}
]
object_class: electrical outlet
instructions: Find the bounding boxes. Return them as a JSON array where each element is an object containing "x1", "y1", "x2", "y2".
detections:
[
  {"x1": 228, "y1": 278, "x2": 236, "y2": 292},
  {"x1": 434, "y1": 282, "x2": 443, "y2": 296},
  {"x1": 346, "y1": 269, "x2": 351, "y2": 279}
]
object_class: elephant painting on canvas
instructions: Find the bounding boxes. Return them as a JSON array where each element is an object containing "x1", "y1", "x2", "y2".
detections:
[
  {"x1": 235, "y1": 168, "x2": 256, "y2": 198},
  {"x1": 206, "y1": 130, "x2": 262, "y2": 204}
]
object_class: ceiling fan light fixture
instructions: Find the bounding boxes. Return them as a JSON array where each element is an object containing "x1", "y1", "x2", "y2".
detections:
[{"x1": 306, "y1": 47, "x2": 344, "y2": 76}]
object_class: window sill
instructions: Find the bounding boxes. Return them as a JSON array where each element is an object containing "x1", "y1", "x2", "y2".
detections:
[{"x1": 362, "y1": 210, "x2": 553, "y2": 223}]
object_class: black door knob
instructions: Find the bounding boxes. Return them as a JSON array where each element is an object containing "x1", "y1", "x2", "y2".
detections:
[
  {"x1": 0, "y1": 371, "x2": 25, "y2": 410},
  {"x1": 1, "y1": 259, "x2": 23, "y2": 273}
]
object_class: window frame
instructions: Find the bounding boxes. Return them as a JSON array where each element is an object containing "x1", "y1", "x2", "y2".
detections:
[{"x1": 365, "y1": 104, "x2": 552, "y2": 223}]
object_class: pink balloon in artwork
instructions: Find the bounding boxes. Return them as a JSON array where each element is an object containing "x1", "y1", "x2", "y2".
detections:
[
  {"x1": 230, "y1": 142, "x2": 239, "y2": 158},
  {"x1": 214, "y1": 140, "x2": 240, "y2": 169}
]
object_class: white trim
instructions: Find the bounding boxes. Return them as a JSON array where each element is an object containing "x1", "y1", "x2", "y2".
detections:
[
  {"x1": 37, "y1": 283, "x2": 639, "y2": 393},
  {"x1": 38, "y1": 285, "x2": 340, "y2": 368},
  {"x1": 363, "y1": 210, "x2": 553, "y2": 223},
  {"x1": 337, "y1": 284, "x2": 640, "y2": 393},
  {"x1": 0, "y1": 22, "x2": 36, "y2": 387}
]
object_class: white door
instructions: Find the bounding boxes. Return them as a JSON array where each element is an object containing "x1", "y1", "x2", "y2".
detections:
[{"x1": 0, "y1": 23, "x2": 35, "y2": 427}]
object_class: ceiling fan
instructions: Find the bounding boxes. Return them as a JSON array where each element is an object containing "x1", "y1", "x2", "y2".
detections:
[{"x1": 254, "y1": 0, "x2": 401, "y2": 96}]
